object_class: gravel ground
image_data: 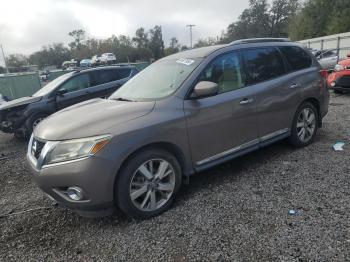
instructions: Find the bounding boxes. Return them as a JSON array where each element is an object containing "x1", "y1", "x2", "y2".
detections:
[{"x1": 0, "y1": 93, "x2": 349, "y2": 261}]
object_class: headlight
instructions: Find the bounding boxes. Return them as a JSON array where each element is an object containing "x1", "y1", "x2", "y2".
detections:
[
  {"x1": 44, "y1": 134, "x2": 112, "y2": 166},
  {"x1": 334, "y1": 64, "x2": 344, "y2": 72}
]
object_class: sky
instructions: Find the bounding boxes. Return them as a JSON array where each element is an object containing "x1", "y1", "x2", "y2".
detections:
[{"x1": 0, "y1": 0, "x2": 250, "y2": 66}]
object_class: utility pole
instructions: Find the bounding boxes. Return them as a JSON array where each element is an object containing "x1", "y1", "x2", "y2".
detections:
[
  {"x1": 186, "y1": 24, "x2": 196, "y2": 49},
  {"x1": 0, "y1": 44, "x2": 9, "y2": 73}
]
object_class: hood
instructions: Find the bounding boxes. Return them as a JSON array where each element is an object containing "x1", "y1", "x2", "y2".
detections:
[
  {"x1": 0, "y1": 96, "x2": 41, "y2": 110},
  {"x1": 34, "y1": 98, "x2": 155, "y2": 140}
]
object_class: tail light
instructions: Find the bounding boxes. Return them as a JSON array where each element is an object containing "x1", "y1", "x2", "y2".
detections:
[{"x1": 319, "y1": 70, "x2": 328, "y2": 78}]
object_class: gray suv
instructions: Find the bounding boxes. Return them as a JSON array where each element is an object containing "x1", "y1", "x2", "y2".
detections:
[{"x1": 27, "y1": 39, "x2": 330, "y2": 219}]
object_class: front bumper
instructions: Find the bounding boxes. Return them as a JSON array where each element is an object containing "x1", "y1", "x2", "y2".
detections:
[{"x1": 26, "y1": 139, "x2": 116, "y2": 217}]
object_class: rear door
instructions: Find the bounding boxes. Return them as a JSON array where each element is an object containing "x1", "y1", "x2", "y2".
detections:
[
  {"x1": 89, "y1": 68, "x2": 132, "y2": 98},
  {"x1": 55, "y1": 72, "x2": 92, "y2": 110},
  {"x1": 184, "y1": 51, "x2": 258, "y2": 168},
  {"x1": 241, "y1": 47, "x2": 302, "y2": 141}
]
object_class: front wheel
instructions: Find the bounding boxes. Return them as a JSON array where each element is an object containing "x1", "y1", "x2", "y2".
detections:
[
  {"x1": 25, "y1": 113, "x2": 48, "y2": 136},
  {"x1": 289, "y1": 102, "x2": 318, "y2": 147},
  {"x1": 116, "y1": 148, "x2": 182, "y2": 219}
]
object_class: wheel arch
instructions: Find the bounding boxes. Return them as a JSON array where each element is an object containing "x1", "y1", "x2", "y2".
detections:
[{"x1": 113, "y1": 141, "x2": 189, "y2": 202}]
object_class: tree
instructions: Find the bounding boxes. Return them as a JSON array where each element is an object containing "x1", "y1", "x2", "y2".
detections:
[
  {"x1": 6, "y1": 54, "x2": 28, "y2": 68},
  {"x1": 29, "y1": 43, "x2": 70, "y2": 69},
  {"x1": 0, "y1": 66, "x2": 5, "y2": 74},
  {"x1": 148, "y1": 26, "x2": 165, "y2": 59},
  {"x1": 289, "y1": 0, "x2": 350, "y2": 40},
  {"x1": 222, "y1": 0, "x2": 298, "y2": 42},
  {"x1": 68, "y1": 29, "x2": 86, "y2": 49},
  {"x1": 132, "y1": 27, "x2": 149, "y2": 49},
  {"x1": 164, "y1": 37, "x2": 180, "y2": 56}
]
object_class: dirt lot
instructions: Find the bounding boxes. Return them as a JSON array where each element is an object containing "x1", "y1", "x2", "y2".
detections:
[{"x1": 0, "y1": 93, "x2": 349, "y2": 261}]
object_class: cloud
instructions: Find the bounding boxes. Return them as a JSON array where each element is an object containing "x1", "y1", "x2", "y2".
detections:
[{"x1": 0, "y1": 0, "x2": 249, "y2": 66}]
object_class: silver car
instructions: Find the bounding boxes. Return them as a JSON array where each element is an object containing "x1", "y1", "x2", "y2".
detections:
[{"x1": 27, "y1": 38, "x2": 330, "y2": 219}]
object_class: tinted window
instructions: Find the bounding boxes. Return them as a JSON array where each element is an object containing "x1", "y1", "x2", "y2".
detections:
[
  {"x1": 242, "y1": 47, "x2": 286, "y2": 85},
  {"x1": 279, "y1": 46, "x2": 312, "y2": 71},
  {"x1": 59, "y1": 73, "x2": 91, "y2": 93},
  {"x1": 92, "y1": 69, "x2": 131, "y2": 85},
  {"x1": 198, "y1": 52, "x2": 245, "y2": 94}
]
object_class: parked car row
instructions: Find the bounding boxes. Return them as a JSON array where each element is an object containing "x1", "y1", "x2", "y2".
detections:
[
  {"x1": 16, "y1": 38, "x2": 329, "y2": 219},
  {"x1": 0, "y1": 66, "x2": 138, "y2": 138}
]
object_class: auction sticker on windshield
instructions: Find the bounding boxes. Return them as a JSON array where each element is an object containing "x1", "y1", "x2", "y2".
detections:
[{"x1": 176, "y1": 58, "x2": 195, "y2": 66}]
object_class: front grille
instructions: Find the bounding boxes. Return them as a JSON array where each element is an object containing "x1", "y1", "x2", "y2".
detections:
[
  {"x1": 337, "y1": 76, "x2": 350, "y2": 88},
  {"x1": 31, "y1": 138, "x2": 46, "y2": 159}
]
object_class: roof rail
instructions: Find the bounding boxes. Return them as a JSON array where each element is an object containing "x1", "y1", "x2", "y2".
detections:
[{"x1": 230, "y1": 38, "x2": 290, "y2": 45}]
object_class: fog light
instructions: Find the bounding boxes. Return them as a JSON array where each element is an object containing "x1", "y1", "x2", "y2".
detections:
[
  {"x1": 66, "y1": 187, "x2": 84, "y2": 201},
  {"x1": 331, "y1": 81, "x2": 336, "y2": 87}
]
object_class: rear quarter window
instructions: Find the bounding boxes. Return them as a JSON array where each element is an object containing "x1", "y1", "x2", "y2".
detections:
[{"x1": 279, "y1": 46, "x2": 312, "y2": 71}]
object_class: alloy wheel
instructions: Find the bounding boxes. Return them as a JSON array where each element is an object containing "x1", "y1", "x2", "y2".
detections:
[
  {"x1": 296, "y1": 108, "x2": 316, "y2": 143},
  {"x1": 129, "y1": 159, "x2": 176, "y2": 212}
]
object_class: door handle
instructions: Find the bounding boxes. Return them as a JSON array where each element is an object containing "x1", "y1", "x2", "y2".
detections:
[
  {"x1": 239, "y1": 98, "x2": 254, "y2": 105},
  {"x1": 290, "y1": 83, "x2": 300, "y2": 89}
]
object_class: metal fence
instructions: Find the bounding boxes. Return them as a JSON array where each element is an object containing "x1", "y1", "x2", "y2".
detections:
[{"x1": 300, "y1": 34, "x2": 350, "y2": 60}]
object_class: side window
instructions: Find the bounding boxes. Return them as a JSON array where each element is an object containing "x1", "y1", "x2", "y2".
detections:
[
  {"x1": 242, "y1": 47, "x2": 286, "y2": 85},
  {"x1": 59, "y1": 73, "x2": 90, "y2": 93},
  {"x1": 198, "y1": 52, "x2": 245, "y2": 94},
  {"x1": 91, "y1": 69, "x2": 131, "y2": 86},
  {"x1": 279, "y1": 46, "x2": 312, "y2": 71}
]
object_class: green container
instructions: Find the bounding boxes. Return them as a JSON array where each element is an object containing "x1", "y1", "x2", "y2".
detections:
[{"x1": 0, "y1": 72, "x2": 41, "y2": 100}]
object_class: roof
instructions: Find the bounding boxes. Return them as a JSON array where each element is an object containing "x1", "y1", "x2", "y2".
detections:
[
  {"x1": 161, "y1": 45, "x2": 228, "y2": 60},
  {"x1": 161, "y1": 38, "x2": 292, "y2": 60},
  {"x1": 73, "y1": 65, "x2": 136, "y2": 74}
]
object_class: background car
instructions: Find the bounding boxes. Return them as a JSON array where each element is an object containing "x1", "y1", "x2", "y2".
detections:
[
  {"x1": 327, "y1": 53, "x2": 350, "y2": 94},
  {"x1": 101, "y1": 53, "x2": 117, "y2": 64},
  {"x1": 91, "y1": 55, "x2": 102, "y2": 66},
  {"x1": 0, "y1": 66, "x2": 138, "y2": 138},
  {"x1": 80, "y1": 59, "x2": 92, "y2": 68},
  {"x1": 315, "y1": 49, "x2": 339, "y2": 69},
  {"x1": 0, "y1": 94, "x2": 9, "y2": 105}
]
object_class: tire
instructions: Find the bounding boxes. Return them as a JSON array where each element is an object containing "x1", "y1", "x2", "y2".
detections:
[
  {"x1": 116, "y1": 148, "x2": 182, "y2": 219},
  {"x1": 25, "y1": 113, "x2": 49, "y2": 136},
  {"x1": 288, "y1": 102, "x2": 318, "y2": 147},
  {"x1": 334, "y1": 89, "x2": 344, "y2": 94}
]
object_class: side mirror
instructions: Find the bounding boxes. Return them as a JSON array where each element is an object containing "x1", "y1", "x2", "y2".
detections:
[
  {"x1": 191, "y1": 81, "x2": 219, "y2": 98},
  {"x1": 57, "y1": 89, "x2": 67, "y2": 97}
]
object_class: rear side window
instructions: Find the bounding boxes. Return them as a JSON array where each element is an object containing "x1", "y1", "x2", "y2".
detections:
[
  {"x1": 92, "y1": 69, "x2": 131, "y2": 86},
  {"x1": 242, "y1": 47, "x2": 286, "y2": 85},
  {"x1": 279, "y1": 46, "x2": 312, "y2": 71}
]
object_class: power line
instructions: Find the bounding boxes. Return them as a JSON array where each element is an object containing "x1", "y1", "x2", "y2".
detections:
[{"x1": 186, "y1": 24, "x2": 196, "y2": 49}]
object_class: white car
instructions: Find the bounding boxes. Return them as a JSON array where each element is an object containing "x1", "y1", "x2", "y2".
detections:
[
  {"x1": 101, "y1": 53, "x2": 116, "y2": 64},
  {"x1": 315, "y1": 49, "x2": 339, "y2": 70}
]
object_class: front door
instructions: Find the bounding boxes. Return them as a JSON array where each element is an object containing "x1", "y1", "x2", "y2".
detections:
[
  {"x1": 55, "y1": 72, "x2": 92, "y2": 110},
  {"x1": 184, "y1": 51, "x2": 258, "y2": 168}
]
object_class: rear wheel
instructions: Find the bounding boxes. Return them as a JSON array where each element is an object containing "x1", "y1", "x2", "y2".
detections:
[
  {"x1": 116, "y1": 148, "x2": 182, "y2": 219},
  {"x1": 289, "y1": 102, "x2": 318, "y2": 147}
]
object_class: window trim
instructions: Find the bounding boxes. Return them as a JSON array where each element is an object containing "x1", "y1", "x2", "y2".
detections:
[
  {"x1": 185, "y1": 50, "x2": 246, "y2": 100},
  {"x1": 241, "y1": 46, "x2": 289, "y2": 87}
]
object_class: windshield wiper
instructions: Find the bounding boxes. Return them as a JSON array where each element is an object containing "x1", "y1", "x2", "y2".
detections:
[{"x1": 111, "y1": 97, "x2": 136, "y2": 102}]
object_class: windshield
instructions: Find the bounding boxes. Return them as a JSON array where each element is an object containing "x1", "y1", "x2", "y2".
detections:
[
  {"x1": 110, "y1": 58, "x2": 202, "y2": 101},
  {"x1": 33, "y1": 72, "x2": 74, "y2": 97}
]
